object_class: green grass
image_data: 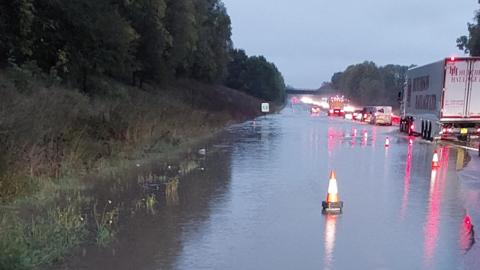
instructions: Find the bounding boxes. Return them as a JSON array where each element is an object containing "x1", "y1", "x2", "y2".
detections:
[
  {"x1": 93, "y1": 200, "x2": 119, "y2": 247},
  {"x1": 0, "y1": 205, "x2": 87, "y2": 270}
]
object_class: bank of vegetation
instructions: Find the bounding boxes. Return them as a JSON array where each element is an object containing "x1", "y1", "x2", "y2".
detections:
[{"x1": 0, "y1": 0, "x2": 285, "y2": 269}]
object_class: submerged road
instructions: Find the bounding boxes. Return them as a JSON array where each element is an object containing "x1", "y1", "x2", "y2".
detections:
[{"x1": 59, "y1": 106, "x2": 480, "y2": 270}]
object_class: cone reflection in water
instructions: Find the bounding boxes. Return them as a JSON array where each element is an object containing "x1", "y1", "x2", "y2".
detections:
[
  {"x1": 432, "y1": 151, "x2": 440, "y2": 169},
  {"x1": 324, "y1": 214, "x2": 337, "y2": 269}
]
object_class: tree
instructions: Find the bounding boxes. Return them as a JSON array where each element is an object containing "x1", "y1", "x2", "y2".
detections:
[
  {"x1": 330, "y1": 62, "x2": 409, "y2": 108},
  {"x1": 191, "y1": 0, "x2": 232, "y2": 83},
  {"x1": 458, "y1": 1, "x2": 480, "y2": 56},
  {"x1": 165, "y1": 0, "x2": 197, "y2": 77},
  {"x1": 226, "y1": 51, "x2": 286, "y2": 102},
  {"x1": 0, "y1": 0, "x2": 35, "y2": 63},
  {"x1": 121, "y1": 0, "x2": 170, "y2": 84},
  {"x1": 225, "y1": 49, "x2": 248, "y2": 90}
]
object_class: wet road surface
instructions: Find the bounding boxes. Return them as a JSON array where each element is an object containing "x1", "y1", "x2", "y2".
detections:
[{"x1": 58, "y1": 106, "x2": 480, "y2": 270}]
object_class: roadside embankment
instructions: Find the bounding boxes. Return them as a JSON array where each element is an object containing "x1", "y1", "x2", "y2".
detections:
[{"x1": 0, "y1": 68, "x2": 268, "y2": 270}]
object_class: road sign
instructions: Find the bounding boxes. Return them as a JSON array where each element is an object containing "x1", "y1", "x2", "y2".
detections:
[{"x1": 261, "y1": 103, "x2": 270, "y2": 113}]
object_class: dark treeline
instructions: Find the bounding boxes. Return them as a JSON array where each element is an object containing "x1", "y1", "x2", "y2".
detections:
[
  {"x1": 0, "y1": 0, "x2": 285, "y2": 101},
  {"x1": 458, "y1": 1, "x2": 480, "y2": 56},
  {"x1": 226, "y1": 49, "x2": 285, "y2": 102},
  {"x1": 331, "y1": 62, "x2": 409, "y2": 108}
]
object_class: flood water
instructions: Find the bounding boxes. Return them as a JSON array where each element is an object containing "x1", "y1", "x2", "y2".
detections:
[{"x1": 57, "y1": 107, "x2": 480, "y2": 270}]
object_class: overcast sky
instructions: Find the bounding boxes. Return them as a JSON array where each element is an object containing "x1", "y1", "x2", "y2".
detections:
[{"x1": 222, "y1": 0, "x2": 478, "y2": 89}]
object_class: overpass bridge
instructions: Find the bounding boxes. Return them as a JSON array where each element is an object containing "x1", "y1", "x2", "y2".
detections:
[{"x1": 286, "y1": 89, "x2": 323, "y2": 95}]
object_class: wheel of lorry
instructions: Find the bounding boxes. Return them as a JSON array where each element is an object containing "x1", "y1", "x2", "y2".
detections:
[
  {"x1": 421, "y1": 121, "x2": 425, "y2": 139},
  {"x1": 427, "y1": 122, "x2": 432, "y2": 141},
  {"x1": 420, "y1": 121, "x2": 423, "y2": 138}
]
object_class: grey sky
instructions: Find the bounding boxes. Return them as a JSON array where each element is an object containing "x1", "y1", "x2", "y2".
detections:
[{"x1": 222, "y1": 0, "x2": 478, "y2": 89}]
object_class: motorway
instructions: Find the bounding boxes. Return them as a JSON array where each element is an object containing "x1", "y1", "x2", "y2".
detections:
[{"x1": 58, "y1": 105, "x2": 480, "y2": 270}]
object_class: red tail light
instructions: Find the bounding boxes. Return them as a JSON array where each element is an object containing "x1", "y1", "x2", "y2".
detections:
[
  {"x1": 477, "y1": 128, "x2": 480, "y2": 133},
  {"x1": 411, "y1": 124, "x2": 415, "y2": 130},
  {"x1": 329, "y1": 109, "x2": 334, "y2": 114},
  {"x1": 442, "y1": 128, "x2": 447, "y2": 134},
  {"x1": 363, "y1": 114, "x2": 367, "y2": 118}
]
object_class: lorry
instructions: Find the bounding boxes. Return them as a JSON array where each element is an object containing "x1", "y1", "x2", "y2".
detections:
[
  {"x1": 399, "y1": 57, "x2": 480, "y2": 140},
  {"x1": 328, "y1": 95, "x2": 346, "y2": 116}
]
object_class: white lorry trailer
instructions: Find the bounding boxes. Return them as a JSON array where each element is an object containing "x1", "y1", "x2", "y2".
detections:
[{"x1": 399, "y1": 57, "x2": 480, "y2": 140}]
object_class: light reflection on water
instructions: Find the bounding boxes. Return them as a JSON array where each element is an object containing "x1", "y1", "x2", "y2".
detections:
[{"x1": 324, "y1": 214, "x2": 338, "y2": 270}]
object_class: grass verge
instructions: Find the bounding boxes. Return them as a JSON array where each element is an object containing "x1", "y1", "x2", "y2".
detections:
[{"x1": 0, "y1": 68, "x2": 264, "y2": 270}]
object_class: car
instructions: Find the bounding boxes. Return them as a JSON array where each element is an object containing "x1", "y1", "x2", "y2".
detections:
[
  {"x1": 352, "y1": 110, "x2": 363, "y2": 121},
  {"x1": 310, "y1": 105, "x2": 321, "y2": 115},
  {"x1": 328, "y1": 108, "x2": 345, "y2": 117}
]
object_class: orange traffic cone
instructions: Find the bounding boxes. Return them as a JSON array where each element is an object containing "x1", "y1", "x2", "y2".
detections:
[
  {"x1": 432, "y1": 151, "x2": 440, "y2": 168},
  {"x1": 385, "y1": 137, "x2": 390, "y2": 147},
  {"x1": 322, "y1": 171, "x2": 343, "y2": 214},
  {"x1": 326, "y1": 171, "x2": 339, "y2": 203}
]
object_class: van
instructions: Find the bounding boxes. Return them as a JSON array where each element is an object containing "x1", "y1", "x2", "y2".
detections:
[
  {"x1": 371, "y1": 106, "x2": 392, "y2": 125},
  {"x1": 361, "y1": 106, "x2": 376, "y2": 122}
]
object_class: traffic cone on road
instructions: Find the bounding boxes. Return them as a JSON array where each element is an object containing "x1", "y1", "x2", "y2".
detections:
[
  {"x1": 326, "y1": 171, "x2": 339, "y2": 203},
  {"x1": 432, "y1": 151, "x2": 440, "y2": 169},
  {"x1": 322, "y1": 171, "x2": 343, "y2": 214},
  {"x1": 385, "y1": 137, "x2": 390, "y2": 148}
]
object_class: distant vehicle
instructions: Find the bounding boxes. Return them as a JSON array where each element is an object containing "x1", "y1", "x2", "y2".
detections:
[
  {"x1": 328, "y1": 96, "x2": 346, "y2": 116},
  {"x1": 353, "y1": 110, "x2": 363, "y2": 121},
  {"x1": 310, "y1": 105, "x2": 321, "y2": 115},
  {"x1": 399, "y1": 57, "x2": 480, "y2": 140},
  {"x1": 362, "y1": 106, "x2": 376, "y2": 122},
  {"x1": 391, "y1": 113, "x2": 401, "y2": 125},
  {"x1": 371, "y1": 106, "x2": 393, "y2": 125}
]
